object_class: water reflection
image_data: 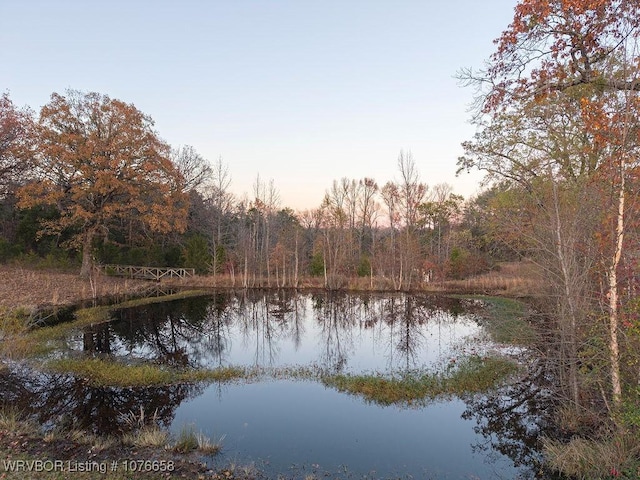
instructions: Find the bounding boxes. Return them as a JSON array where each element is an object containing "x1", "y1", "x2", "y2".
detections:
[
  {"x1": 0, "y1": 365, "x2": 203, "y2": 435},
  {"x1": 69, "y1": 292, "x2": 486, "y2": 375},
  {"x1": 461, "y1": 359, "x2": 556, "y2": 477}
]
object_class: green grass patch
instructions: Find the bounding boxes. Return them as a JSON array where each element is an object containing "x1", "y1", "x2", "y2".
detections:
[
  {"x1": 452, "y1": 295, "x2": 536, "y2": 345},
  {"x1": 322, "y1": 355, "x2": 519, "y2": 406},
  {"x1": 46, "y1": 358, "x2": 175, "y2": 386},
  {"x1": 45, "y1": 358, "x2": 248, "y2": 387}
]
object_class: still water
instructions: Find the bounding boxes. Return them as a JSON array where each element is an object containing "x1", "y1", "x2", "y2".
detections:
[
  {"x1": 8, "y1": 291, "x2": 552, "y2": 479},
  {"x1": 68, "y1": 291, "x2": 491, "y2": 374}
]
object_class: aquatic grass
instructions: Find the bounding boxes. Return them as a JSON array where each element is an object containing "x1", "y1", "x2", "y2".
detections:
[
  {"x1": 47, "y1": 358, "x2": 175, "y2": 386},
  {"x1": 443, "y1": 355, "x2": 519, "y2": 393},
  {"x1": 452, "y1": 294, "x2": 536, "y2": 345},
  {"x1": 120, "y1": 405, "x2": 158, "y2": 430},
  {"x1": 322, "y1": 355, "x2": 519, "y2": 406},
  {"x1": 45, "y1": 358, "x2": 250, "y2": 387},
  {"x1": 195, "y1": 431, "x2": 225, "y2": 455},
  {"x1": 173, "y1": 424, "x2": 222, "y2": 454},
  {"x1": 44, "y1": 354, "x2": 516, "y2": 398}
]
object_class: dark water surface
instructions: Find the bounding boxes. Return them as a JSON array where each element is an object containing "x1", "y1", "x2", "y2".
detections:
[{"x1": 4, "y1": 291, "x2": 554, "y2": 479}]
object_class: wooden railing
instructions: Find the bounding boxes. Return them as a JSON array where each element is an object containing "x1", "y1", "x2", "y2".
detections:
[{"x1": 100, "y1": 264, "x2": 195, "y2": 281}]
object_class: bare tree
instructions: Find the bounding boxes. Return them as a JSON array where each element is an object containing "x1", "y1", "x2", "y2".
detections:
[
  {"x1": 202, "y1": 157, "x2": 233, "y2": 277},
  {"x1": 170, "y1": 145, "x2": 213, "y2": 193}
]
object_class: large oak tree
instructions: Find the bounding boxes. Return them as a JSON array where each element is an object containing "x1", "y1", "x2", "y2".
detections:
[{"x1": 18, "y1": 90, "x2": 188, "y2": 277}]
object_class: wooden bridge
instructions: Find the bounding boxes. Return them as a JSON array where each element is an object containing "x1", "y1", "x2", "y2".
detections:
[{"x1": 100, "y1": 264, "x2": 195, "y2": 281}]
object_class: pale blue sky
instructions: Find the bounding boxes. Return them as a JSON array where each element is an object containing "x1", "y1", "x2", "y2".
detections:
[{"x1": 1, "y1": 0, "x2": 517, "y2": 210}]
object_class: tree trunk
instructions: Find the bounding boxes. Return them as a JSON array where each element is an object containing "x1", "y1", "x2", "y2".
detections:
[
  {"x1": 608, "y1": 167, "x2": 625, "y2": 408},
  {"x1": 80, "y1": 229, "x2": 95, "y2": 278},
  {"x1": 551, "y1": 176, "x2": 580, "y2": 408}
]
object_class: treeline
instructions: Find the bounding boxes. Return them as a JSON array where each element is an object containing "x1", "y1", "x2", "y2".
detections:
[{"x1": 0, "y1": 90, "x2": 508, "y2": 287}]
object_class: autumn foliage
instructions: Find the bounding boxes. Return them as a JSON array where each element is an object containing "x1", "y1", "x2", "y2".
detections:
[
  {"x1": 461, "y1": 0, "x2": 640, "y2": 421},
  {"x1": 17, "y1": 90, "x2": 188, "y2": 277},
  {"x1": 0, "y1": 93, "x2": 35, "y2": 195}
]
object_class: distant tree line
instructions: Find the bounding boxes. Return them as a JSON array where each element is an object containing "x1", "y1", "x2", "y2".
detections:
[{"x1": 0, "y1": 89, "x2": 506, "y2": 285}]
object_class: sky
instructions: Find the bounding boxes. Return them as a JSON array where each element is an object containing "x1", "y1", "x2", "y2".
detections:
[{"x1": 1, "y1": 0, "x2": 518, "y2": 211}]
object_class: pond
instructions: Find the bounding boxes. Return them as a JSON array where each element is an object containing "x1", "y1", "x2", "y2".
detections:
[{"x1": 4, "y1": 291, "x2": 555, "y2": 479}]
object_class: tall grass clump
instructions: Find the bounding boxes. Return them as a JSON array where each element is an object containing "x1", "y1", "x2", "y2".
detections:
[
  {"x1": 542, "y1": 431, "x2": 640, "y2": 480},
  {"x1": 123, "y1": 425, "x2": 169, "y2": 448},
  {"x1": 119, "y1": 406, "x2": 170, "y2": 448},
  {"x1": 0, "y1": 307, "x2": 30, "y2": 336},
  {"x1": 0, "y1": 404, "x2": 37, "y2": 434},
  {"x1": 173, "y1": 425, "x2": 222, "y2": 455}
]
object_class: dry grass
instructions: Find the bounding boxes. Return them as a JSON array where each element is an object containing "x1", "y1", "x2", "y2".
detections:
[
  {"x1": 173, "y1": 425, "x2": 223, "y2": 455},
  {"x1": 438, "y1": 261, "x2": 542, "y2": 296},
  {"x1": 0, "y1": 262, "x2": 542, "y2": 317},
  {"x1": 542, "y1": 431, "x2": 640, "y2": 479},
  {"x1": 122, "y1": 425, "x2": 170, "y2": 448},
  {"x1": 0, "y1": 265, "x2": 149, "y2": 311},
  {"x1": 161, "y1": 261, "x2": 543, "y2": 296},
  {"x1": 0, "y1": 404, "x2": 37, "y2": 434}
]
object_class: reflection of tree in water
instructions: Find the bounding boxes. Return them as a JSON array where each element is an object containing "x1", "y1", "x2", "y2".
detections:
[
  {"x1": 377, "y1": 294, "x2": 447, "y2": 372},
  {"x1": 312, "y1": 292, "x2": 360, "y2": 373},
  {"x1": 461, "y1": 359, "x2": 556, "y2": 478},
  {"x1": 83, "y1": 295, "x2": 237, "y2": 368},
  {"x1": 236, "y1": 289, "x2": 303, "y2": 367},
  {"x1": 80, "y1": 292, "x2": 310, "y2": 369},
  {"x1": 392, "y1": 296, "x2": 425, "y2": 371},
  {"x1": 0, "y1": 365, "x2": 202, "y2": 435},
  {"x1": 77, "y1": 292, "x2": 479, "y2": 373},
  {"x1": 287, "y1": 293, "x2": 307, "y2": 351},
  {"x1": 202, "y1": 293, "x2": 235, "y2": 366}
]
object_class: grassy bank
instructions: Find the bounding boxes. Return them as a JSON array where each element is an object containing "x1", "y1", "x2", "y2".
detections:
[
  {"x1": 542, "y1": 431, "x2": 640, "y2": 480},
  {"x1": 322, "y1": 355, "x2": 519, "y2": 406},
  {"x1": 455, "y1": 294, "x2": 536, "y2": 345},
  {"x1": 0, "y1": 265, "x2": 151, "y2": 312}
]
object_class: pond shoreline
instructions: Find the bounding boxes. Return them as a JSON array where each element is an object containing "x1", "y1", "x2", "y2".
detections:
[
  {"x1": 0, "y1": 262, "x2": 539, "y2": 313},
  {"x1": 0, "y1": 264, "x2": 539, "y2": 480}
]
